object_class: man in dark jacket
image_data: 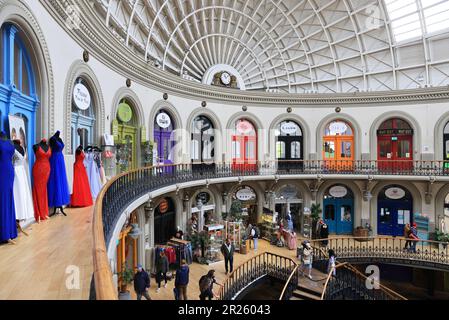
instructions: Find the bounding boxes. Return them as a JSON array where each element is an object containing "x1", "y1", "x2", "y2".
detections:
[
  {"x1": 134, "y1": 264, "x2": 151, "y2": 300},
  {"x1": 221, "y1": 237, "x2": 235, "y2": 274},
  {"x1": 175, "y1": 259, "x2": 190, "y2": 300}
]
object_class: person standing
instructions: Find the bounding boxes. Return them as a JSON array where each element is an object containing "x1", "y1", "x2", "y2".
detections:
[
  {"x1": 286, "y1": 211, "x2": 294, "y2": 232},
  {"x1": 327, "y1": 249, "x2": 336, "y2": 277},
  {"x1": 409, "y1": 222, "x2": 419, "y2": 253},
  {"x1": 403, "y1": 223, "x2": 412, "y2": 251},
  {"x1": 251, "y1": 225, "x2": 260, "y2": 251},
  {"x1": 221, "y1": 237, "x2": 235, "y2": 275},
  {"x1": 133, "y1": 264, "x2": 151, "y2": 300},
  {"x1": 175, "y1": 259, "x2": 190, "y2": 300},
  {"x1": 300, "y1": 241, "x2": 313, "y2": 280},
  {"x1": 156, "y1": 251, "x2": 169, "y2": 293},
  {"x1": 320, "y1": 223, "x2": 329, "y2": 247},
  {"x1": 199, "y1": 270, "x2": 223, "y2": 300}
]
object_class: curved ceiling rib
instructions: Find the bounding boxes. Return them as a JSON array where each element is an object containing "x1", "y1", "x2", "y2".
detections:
[{"x1": 97, "y1": 0, "x2": 449, "y2": 93}]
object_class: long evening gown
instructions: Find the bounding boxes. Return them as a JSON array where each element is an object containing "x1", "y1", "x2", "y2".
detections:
[
  {"x1": 32, "y1": 145, "x2": 51, "y2": 221},
  {"x1": 71, "y1": 151, "x2": 93, "y2": 207},
  {"x1": 47, "y1": 139, "x2": 70, "y2": 207},
  {"x1": 13, "y1": 150, "x2": 35, "y2": 221},
  {"x1": 85, "y1": 152, "x2": 102, "y2": 199},
  {"x1": 0, "y1": 140, "x2": 17, "y2": 242}
]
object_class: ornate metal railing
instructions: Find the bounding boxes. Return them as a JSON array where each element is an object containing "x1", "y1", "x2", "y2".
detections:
[
  {"x1": 218, "y1": 252, "x2": 298, "y2": 300},
  {"x1": 279, "y1": 264, "x2": 300, "y2": 300},
  {"x1": 93, "y1": 161, "x2": 449, "y2": 299},
  {"x1": 311, "y1": 237, "x2": 449, "y2": 272}
]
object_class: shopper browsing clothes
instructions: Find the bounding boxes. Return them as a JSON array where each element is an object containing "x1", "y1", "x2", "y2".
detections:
[
  {"x1": 199, "y1": 270, "x2": 223, "y2": 300},
  {"x1": 299, "y1": 241, "x2": 313, "y2": 280},
  {"x1": 175, "y1": 259, "x2": 190, "y2": 300},
  {"x1": 221, "y1": 237, "x2": 235, "y2": 275},
  {"x1": 134, "y1": 264, "x2": 151, "y2": 300},
  {"x1": 156, "y1": 251, "x2": 169, "y2": 293}
]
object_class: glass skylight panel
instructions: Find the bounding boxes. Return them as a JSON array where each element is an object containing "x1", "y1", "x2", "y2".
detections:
[
  {"x1": 385, "y1": 0, "x2": 421, "y2": 41},
  {"x1": 423, "y1": 1, "x2": 449, "y2": 33}
]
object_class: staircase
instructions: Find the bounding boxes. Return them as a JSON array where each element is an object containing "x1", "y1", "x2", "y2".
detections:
[
  {"x1": 291, "y1": 286, "x2": 322, "y2": 300},
  {"x1": 290, "y1": 268, "x2": 327, "y2": 300}
]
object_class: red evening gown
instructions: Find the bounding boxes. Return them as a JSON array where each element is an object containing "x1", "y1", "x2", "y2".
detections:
[
  {"x1": 32, "y1": 146, "x2": 51, "y2": 221},
  {"x1": 71, "y1": 151, "x2": 93, "y2": 207}
]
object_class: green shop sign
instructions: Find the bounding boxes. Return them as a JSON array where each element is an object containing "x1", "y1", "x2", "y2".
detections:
[{"x1": 117, "y1": 102, "x2": 133, "y2": 123}]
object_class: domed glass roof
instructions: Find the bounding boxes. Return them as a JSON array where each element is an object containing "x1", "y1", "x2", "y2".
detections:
[{"x1": 95, "y1": 0, "x2": 449, "y2": 93}]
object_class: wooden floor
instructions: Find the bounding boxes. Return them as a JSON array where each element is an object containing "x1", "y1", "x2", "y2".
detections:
[{"x1": 0, "y1": 207, "x2": 94, "y2": 300}]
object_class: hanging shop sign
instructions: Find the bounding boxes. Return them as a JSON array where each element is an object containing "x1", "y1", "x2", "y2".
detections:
[
  {"x1": 280, "y1": 122, "x2": 298, "y2": 135},
  {"x1": 377, "y1": 129, "x2": 413, "y2": 136},
  {"x1": 73, "y1": 83, "x2": 91, "y2": 111},
  {"x1": 385, "y1": 187, "x2": 405, "y2": 200},
  {"x1": 236, "y1": 120, "x2": 254, "y2": 135},
  {"x1": 329, "y1": 186, "x2": 348, "y2": 198},
  {"x1": 329, "y1": 122, "x2": 348, "y2": 135},
  {"x1": 158, "y1": 198, "x2": 169, "y2": 214},
  {"x1": 236, "y1": 187, "x2": 256, "y2": 201},
  {"x1": 156, "y1": 112, "x2": 171, "y2": 129},
  {"x1": 117, "y1": 103, "x2": 133, "y2": 123}
]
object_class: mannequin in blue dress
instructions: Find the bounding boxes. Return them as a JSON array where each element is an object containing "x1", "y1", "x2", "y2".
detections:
[
  {"x1": 47, "y1": 131, "x2": 70, "y2": 216},
  {"x1": 0, "y1": 131, "x2": 17, "y2": 244}
]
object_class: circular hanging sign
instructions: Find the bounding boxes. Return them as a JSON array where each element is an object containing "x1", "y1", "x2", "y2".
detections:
[
  {"x1": 158, "y1": 199, "x2": 169, "y2": 214},
  {"x1": 329, "y1": 186, "x2": 348, "y2": 198},
  {"x1": 73, "y1": 83, "x2": 91, "y2": 111},
  {"x1": 385, "y1": 187, "x2": 405, "y2": 200},
  {"x1": 236, "y1": 120, "x2": 254, "y2": 135},
  {"x1": 156, "y1": 112, "x2": 171, "y2": 129},
  {"x1": 329, "y1": 122, "x2": 348, "y2": 135},
  {"x1": 280, "y1": 122, "x2": 298, "y2": 135},
  {"x1": 117, "y1": 103, "x2": 133, "y2": 123},
  {"x1": 236, "y1": 187, "x2": 256, "y2": 201}
]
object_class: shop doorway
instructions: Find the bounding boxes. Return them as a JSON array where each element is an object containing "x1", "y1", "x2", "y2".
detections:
[
  {"x1": 274, "y1": 185, "x2": 303, "y2": 232},
  {"x1": 275, "y1": 120, "x2": 303, "y2": 172},
  {"x1": 232, "y1": 186, "x2": 258, "y2": 225},
  {"x1": 378, "y1": 185, "x2": 413, "y2": 236},
  {"x1": 154, "y1": 110, "x2": 175, "y2": 170},
  {"x1": 377, "y1": 118, "x2": 413, "y2": 172},
  {"x1": 232, "y1": 119, "x2": 257, "y2": 172},
  {"x1": 114, "y1": 100, "x2": 138, "y2": 173},
  {"x1": 154, "y1": 198, "x2": 176, "y2": 245},
  {"x1": 191, "y1": 115, "x2": 215, "y2": 173},
  {"x1": 443, "y1": 122, "x2": 449, "y2": 170},
  {"x1": 323, "y1": 185, "x2": 354, "y2": 234},
  {"x1": 323, "y1": 120, "x2": 354, "y2": 171}
]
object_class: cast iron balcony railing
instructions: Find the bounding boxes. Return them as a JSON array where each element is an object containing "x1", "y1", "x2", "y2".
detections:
[{"x1": 218, "y1": 252, "x2": 297, "y2": 300}]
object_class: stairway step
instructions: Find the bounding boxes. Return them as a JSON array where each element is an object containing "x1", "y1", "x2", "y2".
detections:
[
  {"x1": 293, "y1": 289, "x2": 321, "y2": 300},
  {"x1": 297, "y1": 284, "x2": 324, "y2": 296},
  {"x1": 289, "y1": 296, "x2": 303, "y2": 301}
]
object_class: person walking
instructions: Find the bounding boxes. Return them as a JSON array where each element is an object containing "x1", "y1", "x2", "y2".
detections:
[
  {"x1": 320, "y1": 223, "x2": 329, "y2": 247},
  {"x1": 174, "y1": 259, "x2": 190, "y2": 300},
  {"x1": 199, "y1": 270, "x2": 223, "y2": 300},
  {"x1": 133, "y1": 264, "x2": 151, "y2": 300},
  {"x1": 403, "y1": 223, "x2": 412, "y2": 251},
  {"x1": 156, "y1": 251, "x2": 169, "y2": 293},
  {"x1": 299, "y1": 241, "x2": 313, "y2": 280},
  {"x1": 409, "y1": 222, "x2": 419, "y2": 253},
  {"x1": 251, "y1": 225, "x2": 260, "y2": 251},
  {"x1": 221, "y1": 237, "x2": 236, "y2": 275},
  {"x1": 327, "y1": 249, "x2": 336, "y2": 277}
]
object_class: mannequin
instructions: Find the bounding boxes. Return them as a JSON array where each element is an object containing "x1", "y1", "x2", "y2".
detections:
[
  {"x1": 47, "y1": 131, "x2": 70, "y2": 216},
  {"x1": 32, "y1": 138, "x2": 52, "y2": 223},
  {"x1": 71, "y1": 145, "x2": 93, "y2": 208},
  {"x1": 0, "y1": 131, "x2": 17, "y2": 244}
]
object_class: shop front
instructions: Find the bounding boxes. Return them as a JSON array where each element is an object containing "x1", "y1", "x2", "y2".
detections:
[
  {"x1": 71, "y1": 78, "x2": 96, "y2": 152},
  {"x1": 113, "y1": 99, "x2": 138, "y2": 173},
  {"x1": 191, "y1": 190, "x2": 216, "y2": 231},
  {"x1": 154, "y1": 198, "x2": 176, "y2": 245},
  {"x1": 275, "y1": 120, "x2": 303, "y2": 171},
  {"x1": 377, "y1": 118, "x2": 413, "y2": 172},
  {"x1": 274, "y1": 184, "x2": 303, "y2": 233},
  {"x1": 323, "y1": 184, "x2": 354, "y2": 235},
  {"x1": 231, "y1": 186, "x2": 258, "y2": 226},
  {"x1": 0, "y1": 24, "x2": 39, "y2": 172},
  {"x1": 444, "y1": 122, "x2": 449, "y2": 169},
  {"x1": 323, "y1": 120, "x2": 354, "y2": 171},
  {"x1": 377, "y1": 185, "x2": 413, "y2": 236},
  {"x1": 232, "y1": 119, "x2": 257, "y2": 172},
  {"x1": 154, "y1": 110, "x2": 175, "y2": 168}
]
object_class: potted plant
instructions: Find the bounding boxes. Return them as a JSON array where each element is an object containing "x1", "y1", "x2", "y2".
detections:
[
  {"x1": 229, "y1": 200, "x2": 243, "y2": 222},
  {"x1": 118, "y1": 265, "x2": 134, "y2": 300},
  {"x1": 434, "y1": 229, "x2": 449, "y2": 251},
  {"x1": 310, "y1": 203, "x2": 322, "y2": 239},
  {"x1": 240, "y1": 238, "x2": 248, "y2": 255}
]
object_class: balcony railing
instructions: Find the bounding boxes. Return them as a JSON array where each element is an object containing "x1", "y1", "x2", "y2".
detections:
[
  {"x1": 92, "y1": 161, "x2": 449, "y2": 299},
  {"x1": 218, "y1": 252, "x2": 298, "y2": 300}
]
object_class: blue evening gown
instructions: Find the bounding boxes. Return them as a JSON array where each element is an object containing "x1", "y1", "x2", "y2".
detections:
[
  {"x1": 0, "y1": 139, "x2": 17, "y2": 241},
  {"x1": 47, "y1": 138, "x2": 70, "y2": 207}
]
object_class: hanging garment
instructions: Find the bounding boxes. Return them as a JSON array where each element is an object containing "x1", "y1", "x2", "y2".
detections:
[
  {"x1": 0, "y1": 140, "x2": 17, "y2": 242},
  {"x1": 13, "y1": 150, "x2": 34, "y2": 221},
  {"x1": 32, "y1": 145, "x2": 51, "y2": 221},
  {"x1": 70, "y1": 151, "x2": 93, "y2": 208},
  {"x1": 99, "y1": 161, "x2": 107, "y2": 185},
  {"x1": 47, "y1": 139, "x2": 70, "y2": 207},
  {"x1": 85, "y1": 152, "x2": 102, "y2": 199}
]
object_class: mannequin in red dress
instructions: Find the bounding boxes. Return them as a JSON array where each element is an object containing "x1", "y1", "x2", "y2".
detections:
[
  {"x1": 71, "y1": 146, "x2": 93, "y2": 207},
  {"x1": 32, "y1": 139, "x2": 51, "y2": 223}
]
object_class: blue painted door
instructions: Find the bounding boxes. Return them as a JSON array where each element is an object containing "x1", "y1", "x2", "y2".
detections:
[
  {"x1": 324, "y1": 198, "x2": 354, "y2": 235},
  {"x1": 378, "y1": 200, "x2": 412, "y2": 236}
]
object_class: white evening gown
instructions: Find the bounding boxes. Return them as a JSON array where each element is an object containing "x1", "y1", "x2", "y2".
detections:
[{"x1": 13, "y1": 150, "x2": 35, "y2": 221}]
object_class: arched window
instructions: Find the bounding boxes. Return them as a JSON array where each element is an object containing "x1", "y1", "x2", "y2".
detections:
[
  {"x1": 323, "y1": 184, "x2": 354, "y2": 235},
  {"x1": 71, "y1": 77, "x2": 96, "y2": 152},
  {"x1": 444, "y1": 122, "x2": 449, "y2": 161},
  {"x1": 191, "y1": 115, "x2": 215, "y2": 165},
  {"x1": 378, "y1": 185, "x2": 413, "y2": 236},
  {"x1": 232, "y1": 119, "x2": 257, "y2": 171},
  {"x1": 114, "y1": 98, "x2": 138, "y2": 172},
  {"x1": 323, "y1": 120, "x2": 354, "y2": 170},
  {"x1": 154, "y1": 110, "x2": 175, "y2": 165},
  {"x1": 377, "y1": 118, "x2": 413, "y2": 172},
  {"x1": 275, "y1": 120, "x2": 303, "y2": 171}
]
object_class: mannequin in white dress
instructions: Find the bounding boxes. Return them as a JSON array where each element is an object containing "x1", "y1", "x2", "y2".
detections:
[{"x1": 13, "y1": 140, "x2": 35, "y2": 223}]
